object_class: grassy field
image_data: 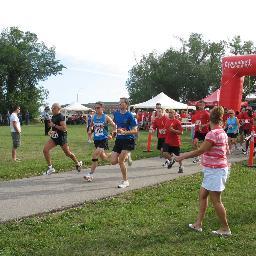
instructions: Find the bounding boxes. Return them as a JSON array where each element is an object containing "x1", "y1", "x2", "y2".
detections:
[
  {"x1": 0, "y1": 124, "x2": 193, "y2": 180},
  {"x1": 0, "y1": 164, "x2": 255, "y2": 255}
]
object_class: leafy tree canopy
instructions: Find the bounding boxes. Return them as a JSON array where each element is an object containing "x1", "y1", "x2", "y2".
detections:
[
  {"x1": 126, "y1": 33, "x2": 256, "y2": 104},
  {"x1": 0, "y1": 27, "x2": 65, "y2": 118}
]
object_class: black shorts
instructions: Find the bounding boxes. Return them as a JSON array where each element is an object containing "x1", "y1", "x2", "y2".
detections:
[
  {"x1": 227, "y1": 133, "x2": 238, "y2": 138},
  {"x1": 243, "y1": 129, "x2": 250, "y2": 136},
  {"x1": 51, "y1": 135, "x2": 67, "y2": 146},
  {"x1": 112, "y1": 138, "x2": 135, "y2": 154},
  {"x1": 157, "y1": 138, "x2": 165, "y2": 150},
  {"x1": 194, "y1": 131, "x2": 207, "y2": 141},
  {"x1": 94, "y1": 139, "x2": 109, "y2": 150},
  {"x1": 162, "y1": 143, "x2": 180, "y2": 156}
]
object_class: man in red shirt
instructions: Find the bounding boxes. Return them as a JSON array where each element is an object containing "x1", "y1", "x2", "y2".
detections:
[
  {"x1": 238, "y1": 108, "x2": 253, "y2": 150},
  {"x1": 150, "y1": 108, "x2": 169, "y2": 164},
  {"x1": 191, "y1": 101, "x2": 210, "y2": 163},
  {"x1": 162, "y1": 109, "x2": 184, "y2": 173}
]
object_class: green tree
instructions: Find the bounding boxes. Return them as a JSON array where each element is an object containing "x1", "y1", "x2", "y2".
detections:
[
  {"x1": 126, "y1": 33, "x2": 225, "y2": 103},
  {"x1": 0, "y1": 27, "x2": 65, "y2": 117},
  {"x1": 126, "y1": 33, "x2": 256, "y2": 104}
]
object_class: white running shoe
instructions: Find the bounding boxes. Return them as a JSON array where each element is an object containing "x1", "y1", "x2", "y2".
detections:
[
  {"x1": 127, "y1": 152, "x2": 133, "y2": 166},
  {"x1": 162, "y1": 160, "x2": 170, "y2": 167},
  {"x1": 193, "y1": 157, "x2": 200, "y2": 163},
  {"x1": 76, "y1": 161, "x2": 83, "y2": 172},
  {"x1": 43, "y1": 167, "x2": 56, "y2": 175},
  {"x1": 118, "y1": 180, "x2": 129, "y2": 188},
  {"x1": 83, "y1": 173, "x2": 94, "y2": 182}
]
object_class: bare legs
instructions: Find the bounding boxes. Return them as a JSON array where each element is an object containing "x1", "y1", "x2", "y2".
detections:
[
  {"x1": 192, "y1": 187, "x2": 230, "y2": 231},
  {"x1": 43, "y1": 140, "x2": 79, "y2": 166},
  {"x1": 111, "y1": 151, "x2": 129, "y2": 181}
]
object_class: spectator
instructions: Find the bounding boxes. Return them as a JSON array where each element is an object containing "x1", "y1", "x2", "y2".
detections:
[
  {"x1": 25, "y1": 110, "x2": 30, "y2": 125},
  {"x1": 10, "y1": 105, "x2": 22, "y2": 161},
  {"x1": 6, "y1": 111, "x2": 10, "y2": 126},
  {"x1": 18, "y1": 112, "x2": 23, "y2": 126},
  {"x1": 42, "y1": 106, "x2": 51, "y2": 136},
  {"x1": 175, "y1": 106, "x2": 231, "y2": 236}
]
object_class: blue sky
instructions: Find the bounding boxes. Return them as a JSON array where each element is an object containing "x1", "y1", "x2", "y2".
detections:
[
  {"x1": 1, "y1": 0, "x2": 256, "y2": 106},
  {"x1": 40, "y1": 56, "x2": 128, "y2": 105}
]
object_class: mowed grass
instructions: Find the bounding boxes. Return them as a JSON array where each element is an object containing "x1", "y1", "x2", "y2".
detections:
[
  {"x1": 0, "y1": 164, "x2": 255, "y2": 255},
  {"x1": 0, "y1": 124, "x2": 193, "y2": 180}
]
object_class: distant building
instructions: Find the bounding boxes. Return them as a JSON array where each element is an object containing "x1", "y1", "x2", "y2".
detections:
[{"x1": 85, "y1": 102, "x2": 119, "y2": 114}]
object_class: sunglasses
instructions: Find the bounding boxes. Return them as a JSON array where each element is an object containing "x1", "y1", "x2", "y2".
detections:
[{"x1": 95, "y1": 107, "x2": 101, "y2": 109}]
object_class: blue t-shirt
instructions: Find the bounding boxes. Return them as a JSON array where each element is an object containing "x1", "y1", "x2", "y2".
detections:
[
  {"x1": 93, "y1": 114, "x2": 108, "y2": 141},
  {"x1": 226, "y1": 117, "x2": 239, "y2": 134},
  {"x1": 114, "y1": 111, "x2": 137, "y2": 139}
]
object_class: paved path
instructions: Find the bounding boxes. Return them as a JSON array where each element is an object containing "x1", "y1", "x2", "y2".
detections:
[{"x1": 0, "y1": 155, "x2": 244, "y2": 222}]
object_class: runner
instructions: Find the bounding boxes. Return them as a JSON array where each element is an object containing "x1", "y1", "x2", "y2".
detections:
[
  {"x1": 110, "y1": 97, "x2": 138, "y2": 188},
  {"x1": 238, "y1": 108, "x2": 253, "y2": 151},
  {"x1": 191, "y1": 101, "x2": 210, "y2": 163},
  {"x1": 43, "y1": 103, "x2": 82, "y2": 175},
  {"x1": 225, "y1": 109, "x2": 239, "y2": 153},
  {"x1": 243, "y1": 116, "x2": 256, "y2": 155},
  {"x1": 150, "y1": 107, "x2": 169, "y2": 165},
  {"x1": 162, "y1": 109, "x2": 184, "y2": 173},
  {"x1": 83, "y1": 102, "x2": 116, "y2": 182}
]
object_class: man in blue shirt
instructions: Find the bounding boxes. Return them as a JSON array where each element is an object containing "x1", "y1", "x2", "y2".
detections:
[{"x1": 111, "y1": 98, "x2": 138, "y2": 188}]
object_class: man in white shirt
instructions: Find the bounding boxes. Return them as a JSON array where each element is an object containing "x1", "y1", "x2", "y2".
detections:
[{"x1": 10, "y1": 105, "x2": 21, "y2": 161}]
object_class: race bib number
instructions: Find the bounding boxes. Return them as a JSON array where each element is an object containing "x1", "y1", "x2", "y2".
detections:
[
  {"x1": 50, "y1": 131, "x2": 59, "y2": 139},
  {"x1": 159, "y1": 129, "x2": 166, "y2": 135},
  {"x1": 94, "y1": 126, "x2": 104, "y2": 136}
]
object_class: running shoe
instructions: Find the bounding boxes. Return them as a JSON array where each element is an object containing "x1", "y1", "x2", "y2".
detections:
[
  {"x1": 76, "y1": 161, "x2": 83, "y2": 172},
  {"x1": 127, "y1": 153, "x2": 133, "y2": 166},
  {"x1": 178, "y1": 166, "x2": 184, "y2": 173},
  {"x1": 118, "y1": 180, "x2": 129, "y2": 188},
  {"x1": 193, "y1": 157, "x2": 200, "y2": 163},
  {"x1": 43, "y1": 167, "x2": 56, "y2": 175},
  {"x1": 167, "y1": 159, "x2": 176, "y2": 169},
  {"x1": 162, "y1": 160, "x2": 170, "y2": 167},
  {"x1": 83, "y1": 173, "x2": 94, "y2": 182}
]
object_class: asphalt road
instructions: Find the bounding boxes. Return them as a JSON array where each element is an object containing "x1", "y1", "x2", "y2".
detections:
[{"x1": 0, "y1": 155, "x2": 245, "y2": 222}]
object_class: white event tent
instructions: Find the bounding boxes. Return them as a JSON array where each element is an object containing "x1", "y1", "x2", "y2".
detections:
[
  {"x1": 61, "y1": 102, "x2": 91, "y2": 119},
  {"x1": 132, "y1": 92, "x2": 195, "y2": 110}
]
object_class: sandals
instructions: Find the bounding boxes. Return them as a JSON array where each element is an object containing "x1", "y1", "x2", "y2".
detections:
[
  {"x1": 212, "y1": 230, "x2": 232, "y2": 236},
  {"x1": 188, "y1": 224, "x2": 232, "y2": 236},
  {"x1": 188, "y1": 224, "x2": 202, "y2": 232}
]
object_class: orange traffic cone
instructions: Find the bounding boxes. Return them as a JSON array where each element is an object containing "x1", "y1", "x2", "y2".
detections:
[
  {"x1": 144, "y1": 132, "x2": 153, "y2": 152},
  {"x1": 248, "y1": 128, "x2": 255, "y2": 167}
]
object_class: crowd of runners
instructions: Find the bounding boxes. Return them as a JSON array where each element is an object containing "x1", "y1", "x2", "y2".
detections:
[{"x1": 9, "y1": 97, "x2": 256, "y2": 236}]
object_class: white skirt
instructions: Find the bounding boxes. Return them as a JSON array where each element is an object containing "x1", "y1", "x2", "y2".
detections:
[{"x1": 202, "y1": 167, "x2": 229, "y2": 192}]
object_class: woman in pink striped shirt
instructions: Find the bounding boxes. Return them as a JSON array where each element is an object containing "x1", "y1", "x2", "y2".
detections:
[{"x1": 175, "y1": 106, "x2": 231, "y2": 236}]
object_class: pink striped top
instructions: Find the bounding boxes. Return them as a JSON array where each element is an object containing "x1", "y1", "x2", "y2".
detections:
[{"x1": 201, "y1": 127, "x2": 229, "y2": 168}]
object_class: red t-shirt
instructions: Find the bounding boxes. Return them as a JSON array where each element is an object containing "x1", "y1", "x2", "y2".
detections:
[
  {"x1": 152, "y1": 115, "x2": 169, "y2": 138},
  {"x1": 164, "y1": 118, "x2": 183, "y2": 147},
  {"x1": 192, "y1": 110, "x2": 210, "y2": 133},
  {"x1": 137, "y1": 113, "x2": 143, "y2": 122},
  {"x1": 180, "y1": 113, "x2": 188, "y2": 119},
  {"x1": 239, "y1": 112, "x2": 251, "y2": 130}
]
